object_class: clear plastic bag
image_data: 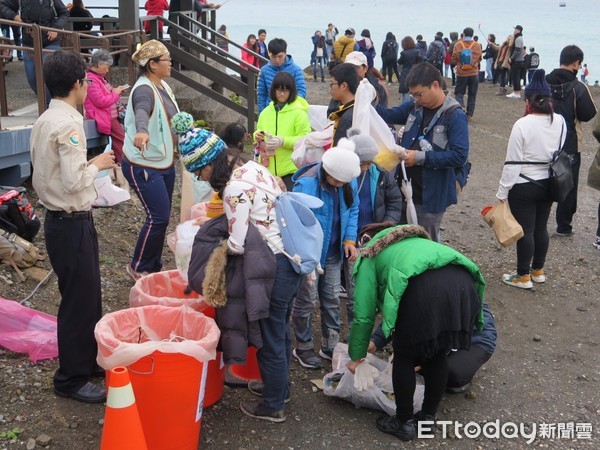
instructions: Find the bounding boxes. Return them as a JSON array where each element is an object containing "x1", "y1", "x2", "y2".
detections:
[
  {"x1": 323, "y1": 343, "x2": 424, "y2": 416},
  {"x1": 95, "y1": 304, "x2": 220, "y2": 369},
  {"x1": 0, "y1": 297, "x2": 58, "y2": 362},
  {"x1": 292, "y1": 127, "x2": 333, "y2": 168}
]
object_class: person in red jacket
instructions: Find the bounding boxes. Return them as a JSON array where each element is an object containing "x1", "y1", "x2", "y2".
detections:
[{"x1": 144, "y1": 0, "x2": 169, "y2": 38}]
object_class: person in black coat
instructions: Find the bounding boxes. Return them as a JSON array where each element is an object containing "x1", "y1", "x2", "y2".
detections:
[
  {"x1": 381, "y1": 31, "x2": 400, "y2": 84},
  {"x1": 397, "y1": 36, "x2": 423, "y2": 103}
]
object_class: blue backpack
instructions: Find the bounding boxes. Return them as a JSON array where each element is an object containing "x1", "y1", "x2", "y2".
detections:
[
  {"x1": 240, "y1": 181, "x2": 324, "y2": 274},
  {"x1": 459, "y1": 40, "x2": 476, "y2": 71}
]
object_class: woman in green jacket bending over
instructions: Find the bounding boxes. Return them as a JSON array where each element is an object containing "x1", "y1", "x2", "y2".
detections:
[
  {"x1": 347, "y1": 224, "x2": 485, "y2": 441},
  {"x1": 254, "y1": 71, "x2": 311, "y2": 190}
]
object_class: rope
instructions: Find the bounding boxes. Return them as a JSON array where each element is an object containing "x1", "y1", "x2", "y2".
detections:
[{"x1": 19, "y1": 268, "x2": 54, "y2": 305}]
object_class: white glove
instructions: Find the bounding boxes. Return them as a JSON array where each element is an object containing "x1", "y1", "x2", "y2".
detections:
[
  {"x1": 266, "y1": 136, "x2": 283, "y2": 150},
  {"x1": 353, "y1": 361, "x2": 379, "y2": 391},
  {"x1": 390, "y1": 144, "x2": 407, "y2": 158}
]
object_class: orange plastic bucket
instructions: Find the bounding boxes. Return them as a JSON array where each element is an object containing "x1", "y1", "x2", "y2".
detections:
[
  {"x1": 195, "y1": 302, "x2": 225, "y2": 407},
  {"x1": 129, "y1": 270, "x2": 225, "y2": 408},
  {"x1": 229, "y1": 347, "x2": 262, "y2": 381},
  {"x1": 128, "y1": 351, "x2": 207, "y2": 450}
]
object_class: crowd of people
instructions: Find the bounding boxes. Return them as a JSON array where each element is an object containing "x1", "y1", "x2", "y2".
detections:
[{"x1": 9, "y1": 11, "x2": 599, "y2": 444}]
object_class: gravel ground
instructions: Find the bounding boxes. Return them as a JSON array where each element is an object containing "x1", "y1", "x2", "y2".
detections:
[{"x1": 1, "y1": 69, "x2": 600, "y2": 449}]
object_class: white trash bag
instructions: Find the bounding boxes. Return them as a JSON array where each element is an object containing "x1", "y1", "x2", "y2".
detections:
[
  {"x1": 167, "y1": 220, "x2": 200, "y2": 283},
  {"x1": 292, "y1": 126, "x2": 333, "y2": 168},
  {"x1": 323, "y1": 343, "x2": 424, "y2": 416}
]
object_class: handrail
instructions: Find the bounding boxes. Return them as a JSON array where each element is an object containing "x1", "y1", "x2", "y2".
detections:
[
  {"x1": 0, "y1": 17, "x2": 139, "y2": 127},
  {"x1": 171, "y1": 11, "x2": 268, "y2": 69},
  {"x1": 145, "y1": 15, "x2": 259, "y2": 133}
]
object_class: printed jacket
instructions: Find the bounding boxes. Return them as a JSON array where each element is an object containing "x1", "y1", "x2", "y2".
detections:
[
  {"x1": 257, "y1": 55, "x2": 307, "y2": 113},
  {"x1": 376, "y1": 96, "x2": 469, "y2": 213},
  {"x1": 254, "y1": 96, "x2": 311, "y2": 178},
  {"x1": 546, "y1": 68, "x2": 597, "y2": 154},
  {"x1": 84, "y1": 69, "x2": 120, "y2": 135},
  {"x1": 348, "y1": 225, "x2": 485, "y2": 360},
  {"x1": 292, "y1": 162, "x2": 359, "y2": 268}
]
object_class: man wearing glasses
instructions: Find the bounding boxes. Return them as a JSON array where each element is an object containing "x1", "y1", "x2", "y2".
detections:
[
  {"x1": 328, "y1": 62, "x2": 360, "y2": 146},
  {"x1": 30, "y1": 50, "x2": 115, "y2": 404},
  {"x1": 375, "y1": 62, "x2": 469, "y2": 242},
  {"x1": 257, "y1": 38, "x2": 306, "y2": 113}
]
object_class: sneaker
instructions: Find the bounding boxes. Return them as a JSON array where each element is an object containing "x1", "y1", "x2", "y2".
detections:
[
  {"x1": 248, "y1": 380, "x2": 290, "y2": 403},
  {"x1": 375, "y1": 416, "x2": 416, "y2": 441},
  {"x1": 239, "y1": 399, "x2": 286, "y2": 423},
  {"x1": 593, "y1": 236, "x2": 600, "y2": 250},
  {"x1": 531, "y1": 269, "x2": 546, "y2": 283},
  {"x1": 414, "y1": 410, "x2": 436, "y2": 422},
  {"x1": 446, "y1": 384, "x2": 470, "y2": 394},
  {"x1": 319, "y1": 348, "x2": 333, "y2": 361},
  {"x1": 506, "y1": 92, "x2": 522, "y2": 99},
  {"x1": 126, "y1": 264, "x2": 149, "y2": 281},
  {"x1": 292, "y1": 348, "x2": 321, "y2": 369},
  {"x1": 502, "y1": 273, "x2": 533, "y2": 289},
  {"x1": 495, "y1": 87, "x2": 507, "y2": 96},
  {"x1": 555, "y1": 230, "x2": 573, "y2": 237}
]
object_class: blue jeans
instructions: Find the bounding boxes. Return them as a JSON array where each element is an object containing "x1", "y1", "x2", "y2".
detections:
[
  {"x1": 121, "y1": 161, "x2": 175, "y2": 273},
  {"x1": 23, "y1": 42, "x2": 59, "y2": 97},
  {"x1": 257, "y1": 254, "x2": 303, "y2": 410},
  {"x1": 292, "y1": 254, "x2": 342, "y2": 351},
  {"x1": 313, "y1": 56, "x2": 325, "y2": 80}
]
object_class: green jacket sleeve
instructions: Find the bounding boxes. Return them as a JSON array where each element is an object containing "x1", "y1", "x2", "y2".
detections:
[{"x1": 281, "y1": 108, "x2": 312, "y2": 150}]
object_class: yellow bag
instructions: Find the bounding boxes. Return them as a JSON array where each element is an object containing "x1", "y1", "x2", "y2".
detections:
[{"x1": 481, "y1": 202, "x2": 524, "y2": 247}]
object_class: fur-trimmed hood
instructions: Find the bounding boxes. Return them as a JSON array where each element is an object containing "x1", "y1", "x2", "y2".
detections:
[
  {"x1": 202, "y1": 240, "x2": 228, "y2": 308},
  {"x1": 360, "y1": 225, "x2": 430, "y2": 258}
]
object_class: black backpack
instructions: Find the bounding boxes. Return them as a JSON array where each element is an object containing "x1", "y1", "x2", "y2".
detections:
[
  {"x1": 383, "y1": 41, "x2": 398, "y2": 62},
  {"x1": 550, "y1": 80, "x2": 578, "y2": 153},
  {"x1": 0, "y1": 186, "x2": 41, "y2": 242},
  {"x1": 428, "y1": 42, "x2": 444, "y2": 66}
]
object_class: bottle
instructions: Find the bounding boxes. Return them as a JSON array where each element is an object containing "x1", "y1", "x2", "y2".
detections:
[{"x1": 418, "y1": 136, "x2": 433, "y2": 152}]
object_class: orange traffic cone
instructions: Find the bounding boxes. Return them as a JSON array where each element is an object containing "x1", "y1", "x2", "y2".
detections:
[{"x1": 100, "y1": 366, "x2": 148, "y2": 450}]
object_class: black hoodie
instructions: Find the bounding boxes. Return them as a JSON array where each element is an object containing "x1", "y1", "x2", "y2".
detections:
[{"x1": 546, "y1": 68, "x2": 597, "y2": 153}]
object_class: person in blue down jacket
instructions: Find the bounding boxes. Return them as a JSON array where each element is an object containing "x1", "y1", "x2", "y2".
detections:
[
  {"x1": 291, "y1": 139, "x2": 361, "y2": 369},
  {"x1": 375, "y1": 62, "x2": 469, "y2": 242},
  {"x1": 257, "y1": 38, "x2": 307, "y2": 113}
]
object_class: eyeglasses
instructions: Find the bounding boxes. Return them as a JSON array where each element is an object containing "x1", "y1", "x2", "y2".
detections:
[
  {"x1": 409, "y1": 85, "x2": 432, "y2": 99},
  {"x1": 158, "y1": 57, "x2": 172, "y2": 63},
  {"x1": 81, "y1": 78, "x2": 93, "y2": 85},
  {"x1": 329, "y1": 82, "x2": 339, "y2": 87},
  {"x1": 275, "y1": 88, "x2": 290, "y2": 94}
]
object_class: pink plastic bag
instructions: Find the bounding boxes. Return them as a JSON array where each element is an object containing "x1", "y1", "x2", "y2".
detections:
[
  {"x1": 0, "y1": 297, "x2": 58, "y2": 362},
  {"x1": 129, "y1": 270, "x2": 206, "y2": 310},
  {"x1": 95, "y1": 304, "x2": 220, "y2": 369}
]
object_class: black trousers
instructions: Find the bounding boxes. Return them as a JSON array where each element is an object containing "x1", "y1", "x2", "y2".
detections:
[
  {"x1": 45, "y1": 213, "x2": 102, "y2": 392},
  {"x1": 454, "y1": 75, "x2": 479, "y2": 117},
  {"x1": 382, "y1": 60, "x2": 400, "y2": 82},
  {"x1": 556, "y1": 153, "x2": 581, "y2": 234},
  {"x1": 446, "y1": 345, "x2": 492, "y2": 388},
  {"x1": 510, "y1": 61, "x2": 524, "y2": 91},
  {"x1": 508, "y1": 181, "x2": 553, "y2": 275}
]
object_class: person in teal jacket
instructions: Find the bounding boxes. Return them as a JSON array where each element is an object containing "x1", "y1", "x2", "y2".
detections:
[
  {"x1": 254, "y1": 71, "x2": 311, "y2": 190},
  {"x1": 291, "y1": 139, "x2": 361, "y2": 369},
  {"x1": 347, "y1": 224, "x2": 485, "y2": 441}
]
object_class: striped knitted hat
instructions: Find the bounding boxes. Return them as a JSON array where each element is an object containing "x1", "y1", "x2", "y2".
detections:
[{"x1": 171, "y1": 112, "x2": 226, "y2": 172}]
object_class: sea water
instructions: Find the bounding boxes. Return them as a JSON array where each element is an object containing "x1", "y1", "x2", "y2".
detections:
[{"x1": 92, "y1": 0, "x2": 599, "y2": 81}]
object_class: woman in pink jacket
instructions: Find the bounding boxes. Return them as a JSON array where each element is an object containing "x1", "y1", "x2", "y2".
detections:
[{"x1": 84, "y1": 49, "x2": 128, "y2": 162}]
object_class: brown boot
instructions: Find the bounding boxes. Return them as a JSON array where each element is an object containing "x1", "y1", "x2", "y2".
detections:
[{"x1": 495, "y1": 87, "x2": 507, "y2": 96}]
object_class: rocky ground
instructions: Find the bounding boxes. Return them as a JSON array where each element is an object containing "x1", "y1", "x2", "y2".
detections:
[{"x1": 1, "y1": 61, "x2": 600, "y2": 449}]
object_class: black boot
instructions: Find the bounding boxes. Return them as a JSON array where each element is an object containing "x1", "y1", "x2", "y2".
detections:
[{"x1": 376, "y1": 416, "x2": 416, "y2": 441}]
